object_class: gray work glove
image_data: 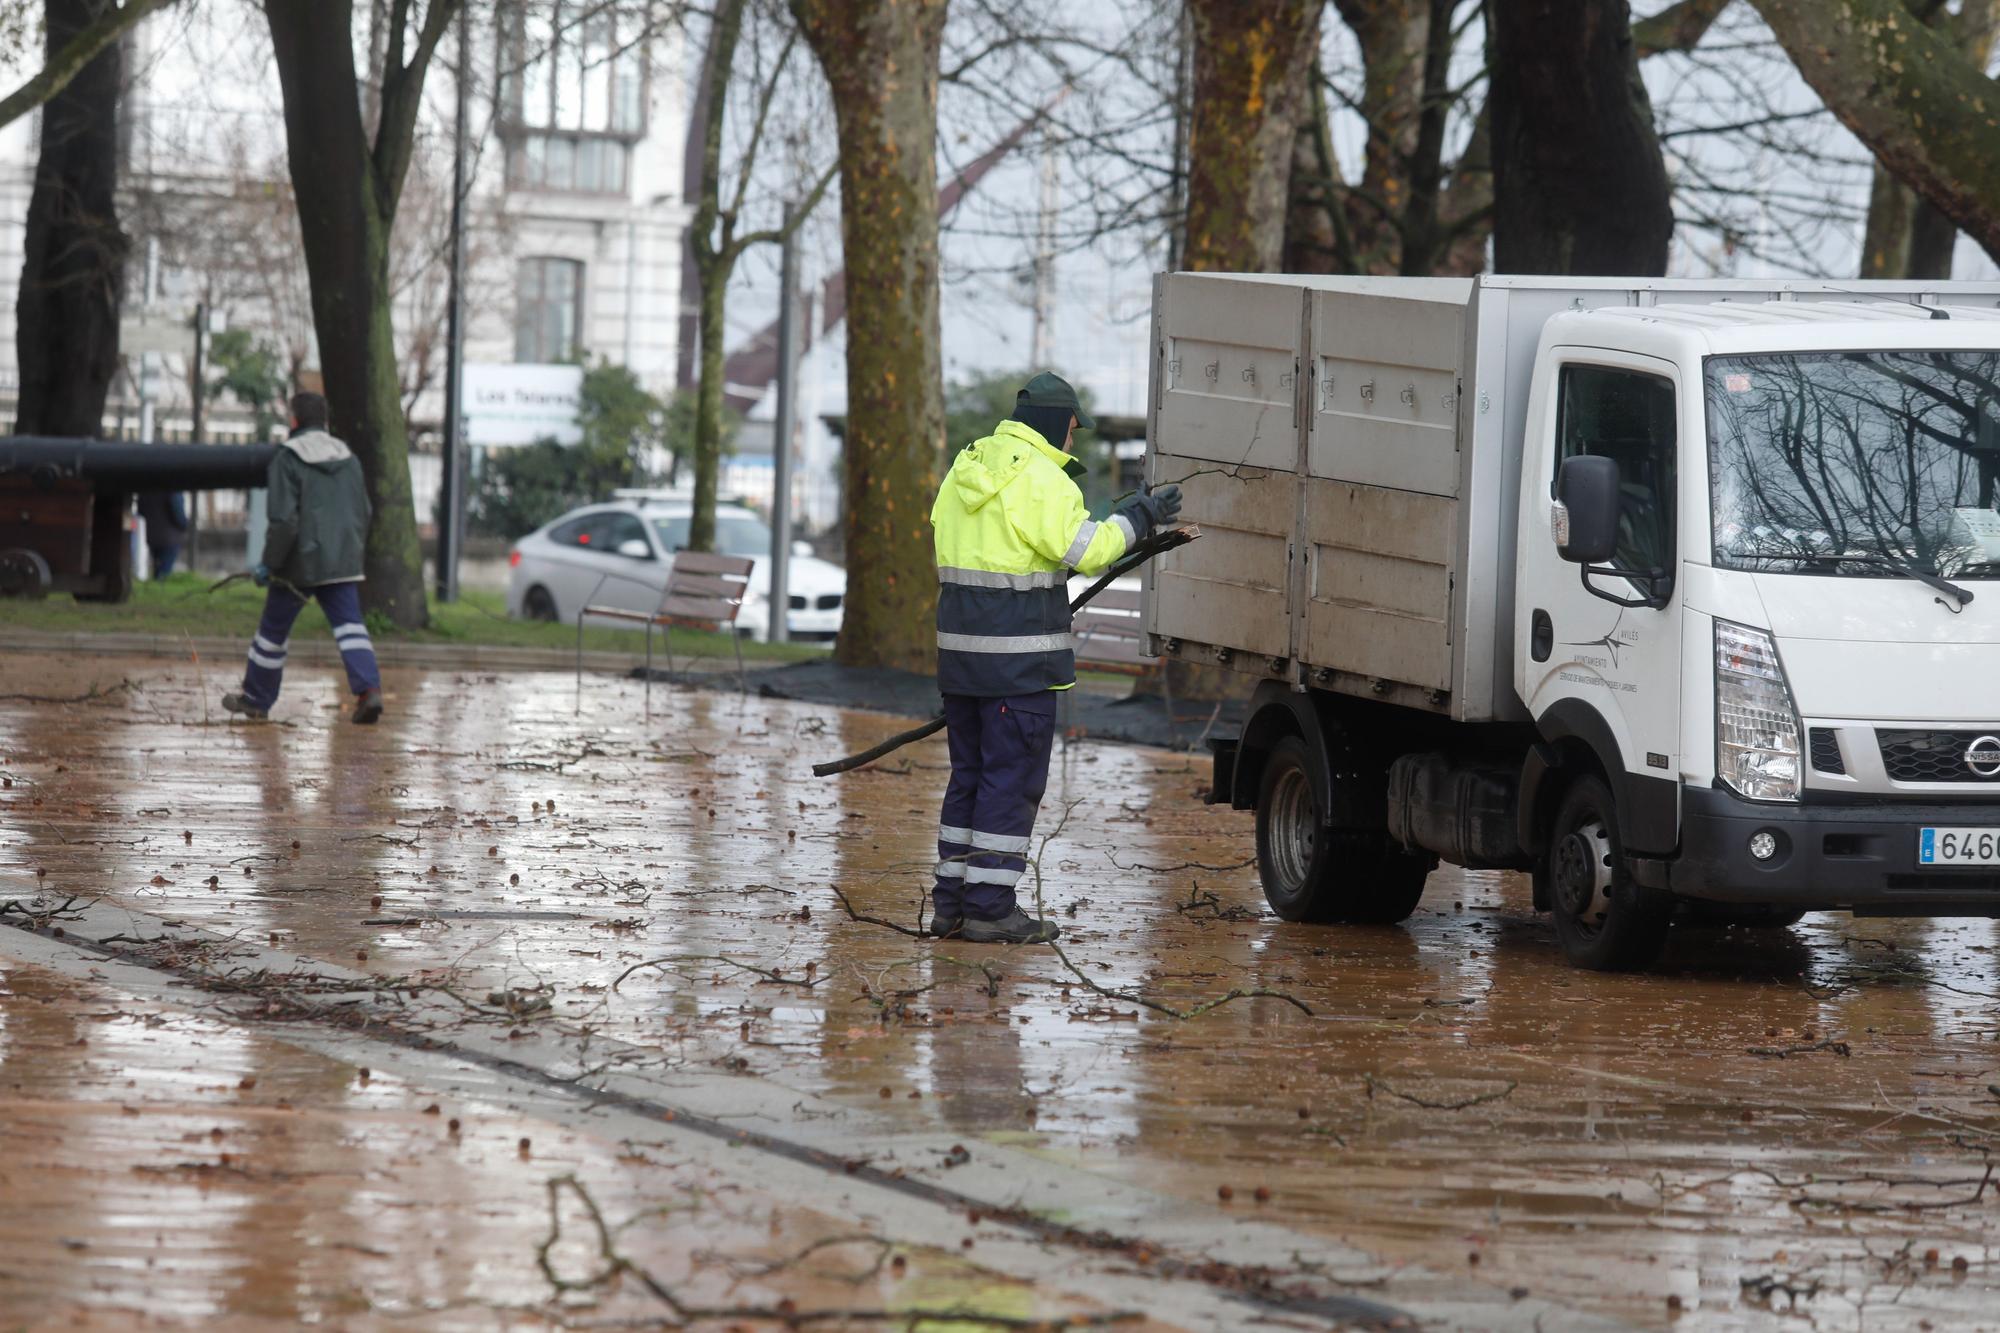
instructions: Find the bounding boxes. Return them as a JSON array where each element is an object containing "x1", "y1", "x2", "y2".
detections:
[
  {"x1": 1113, "y1": 483, "x2": 1183, "y2": 545},
  {"x1": 1142, "y1": 483, "x2": 1183, "y2": 528}
]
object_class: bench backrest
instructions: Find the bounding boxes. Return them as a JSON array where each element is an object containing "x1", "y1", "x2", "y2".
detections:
[
  {"x1": 1073, "y1": 587, "x2": 1149, "y2": 669},
  {"x1": 656, "y1": 550, "x2": 754, "y2": 626}
]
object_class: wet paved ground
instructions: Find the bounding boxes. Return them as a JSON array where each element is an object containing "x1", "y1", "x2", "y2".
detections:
[{"x1": 3, "y1": 652, "x2": 1999, "y2": 1330}]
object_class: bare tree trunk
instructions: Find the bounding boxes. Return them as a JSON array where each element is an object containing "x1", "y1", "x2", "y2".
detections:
[
  {"x1": 1486, "y1": 0, "x2": 1671, "y2": 275},
  {"x1": 16, "y1": 0, "x2": 126, "y2": 438},
  {"x1": 1907, "y1": 198, "x2": 1958, "y2": 279},
  {"x1": 1280, "y1": 68, "x2": 1344, "y2": 274},
  {"x1": 1860, "y1": 164, "x2": 1914, "y2": 279},
  {"x1": 266, "y1": 0, "x2": 453, "y2": 628},
  {"x1": 686, "y1": 0, "x2": 747, "y2": 554},
  {"x1": 1184, "y1": 0, "x2": 1319, "y2": 272},
  {"x1": 792, "y1": 0, "x2": 948, "y2": 674}
]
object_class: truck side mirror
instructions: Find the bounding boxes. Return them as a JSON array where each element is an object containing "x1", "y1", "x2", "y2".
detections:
[{"x1": 1555, "y1": 455, "x2": 1621, "y2": 565}]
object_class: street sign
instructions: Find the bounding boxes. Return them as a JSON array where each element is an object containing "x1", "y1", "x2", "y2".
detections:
[
  {"x1": 462, "y1": 362, "x2": 584, "y2": 447},
  {"x1": 120, "y1": 316, "x2": 195, "y2": 358}
]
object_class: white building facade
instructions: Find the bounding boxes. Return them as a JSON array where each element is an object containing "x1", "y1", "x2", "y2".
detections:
[{"x1": 0, "y1": 1, "x2": 688, "y2": 527}]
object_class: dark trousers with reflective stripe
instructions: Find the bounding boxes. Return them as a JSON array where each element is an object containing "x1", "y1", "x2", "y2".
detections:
[
  {"x1": 935, "y1": 692, "x2": 1057, "y2": 921},
  {"x1": 240, "y1": 582, "x2": 380, "y2": 710}
]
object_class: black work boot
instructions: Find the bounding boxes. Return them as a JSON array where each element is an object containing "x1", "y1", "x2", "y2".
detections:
[
  {"x1": 351, "y1": 688, "x2": 384, "y2": 724},
  {"x1": 927, "y1": 914, "x2": 964, "y2": 940},
  {"x1": 220, "y1": 692, "x2": 268, "y2": 721},
  {"x1": 960, "y1": 908, "x2": 1061, "y2": 945}
]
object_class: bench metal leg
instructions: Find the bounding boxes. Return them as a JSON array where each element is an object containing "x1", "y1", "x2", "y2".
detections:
[
  {"x1": 644, "y1": 619, "x2": 653, "y2": 714},
  {"x1": 733, "y1": 628, "x2": 747, "y2": 695},
  {"x1": 575, "y1": 611, "x2": 585, "y2": 716}
]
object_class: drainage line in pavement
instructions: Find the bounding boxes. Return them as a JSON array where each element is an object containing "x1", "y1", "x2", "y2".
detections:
[{"x1": 5, "y1": 913, "x2": 1412, "y2": 1330}]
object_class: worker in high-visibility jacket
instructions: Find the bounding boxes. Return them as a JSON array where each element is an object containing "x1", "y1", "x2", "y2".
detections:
[{"x1": 928, "y1": 372, "x2": 1181, "y2": 943}]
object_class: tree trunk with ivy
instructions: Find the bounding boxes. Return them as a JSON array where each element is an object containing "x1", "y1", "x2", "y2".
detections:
[
  {"x1": 791, "y1": 0, "x2": 948, "y2": 673},
  {"x1": 1486, "y1": 0, "x2": 1672, "y2": 275},
  {"x1": 15, "y1": 0, "x2": 126, "y2": 438},
  {"x1": 265, "y1": 0, "x2": 454, "y2": 629}
]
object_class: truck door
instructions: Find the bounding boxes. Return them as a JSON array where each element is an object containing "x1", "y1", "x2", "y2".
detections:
[{"x1": 1517, "y1": 350, "x2": 1684, "y2": 855}]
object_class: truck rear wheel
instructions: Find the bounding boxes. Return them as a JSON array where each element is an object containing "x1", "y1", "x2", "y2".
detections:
[
  {"x1": 1255, "y1": 734, "x2": 1432, "y2": 924},
  {"x1": 1541, "y1": 775, "x2": 1674, "y2": 971}
]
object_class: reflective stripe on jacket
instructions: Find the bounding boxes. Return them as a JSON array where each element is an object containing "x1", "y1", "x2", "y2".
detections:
[{"x1": 930, "y1": 419, "x2": 1133, "y2": 696}]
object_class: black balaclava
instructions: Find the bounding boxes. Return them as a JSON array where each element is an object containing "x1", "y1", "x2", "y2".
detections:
[{"x1": 1009, "y1": 402, "x2": 1073, "y2": 452}]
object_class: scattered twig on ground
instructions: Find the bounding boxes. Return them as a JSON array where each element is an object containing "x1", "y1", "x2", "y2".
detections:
[
  {"x1": 1747, "y1": 1039, "x2": 1852, "y2": 1059},
  {"x1": 1172, "y1": 883, "x2": 1258, "y2": 922},
  {"x1": 1363, "y1": 1075, "x2": 1517, "y2": 1111},
  {"x1": 0, "y1": 678, "x2": 136, "y2": 705},
  {"x1": 1740, "y1": 1273, "x2": 1819, "y2": 1307},
  {"x1": 537, "y1": 1175, "x2": 1141, "y2": 1328},
  {"x1": 612, "y1": 954, "x2": 824, "y2": 992},
  {"x1": 1106, "y1": 850, "x2": 1256, "y2": 875},
  {"x1": 828, "y1": 884, "x2": 927, "y2": 938},
  {"x1": 341, "y1": 831, "x2": 420, "y2": 847},
  {"x1": 0, "y1": 894, "x2": 92, "y2": 930}
]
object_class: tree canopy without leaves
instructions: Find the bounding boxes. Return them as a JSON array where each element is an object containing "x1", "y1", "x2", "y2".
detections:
[
  {"x1": 0, "y1": 0, "x2": 174, "y2": 132},
  {"x1": 1755, "y1": 0, "x2": 2000, "y2": 266}
]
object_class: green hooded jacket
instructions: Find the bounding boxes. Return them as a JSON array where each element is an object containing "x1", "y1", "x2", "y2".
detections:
[{"x1": 261, "y1": 429, "x2": 370, "y2": 589}]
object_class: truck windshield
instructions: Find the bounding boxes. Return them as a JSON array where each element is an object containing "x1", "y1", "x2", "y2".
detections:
[{"x1": 1706, "y1": 350, "x2": 2000, "y2": 578}]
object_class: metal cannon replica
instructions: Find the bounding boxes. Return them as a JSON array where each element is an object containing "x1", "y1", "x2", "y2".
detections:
[{"x1": 0, "y1": 437, "x2": 276, "y2": 600}]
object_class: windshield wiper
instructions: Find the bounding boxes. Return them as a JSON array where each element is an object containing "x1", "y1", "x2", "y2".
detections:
[{"x1": 1799, "y1": 553, "x2": 1974, "y2": 608}]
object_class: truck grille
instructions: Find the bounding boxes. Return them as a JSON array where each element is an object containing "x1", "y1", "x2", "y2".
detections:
[
  {"x1": 1877, "y1": 729, "x2": 2000, "y2": 783},
  {"x1": 1808, "y1": 728, "x2": 1845, "y2": 775}
]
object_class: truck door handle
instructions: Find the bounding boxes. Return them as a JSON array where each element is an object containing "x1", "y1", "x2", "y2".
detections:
[{"x1": 1531, "y1": 609, "x2": 1553, "y2": 662}]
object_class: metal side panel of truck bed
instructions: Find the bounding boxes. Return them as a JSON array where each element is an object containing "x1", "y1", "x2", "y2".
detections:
[{"x1": 1141, "y1": 272, "x2": 2000, "y2": 724}]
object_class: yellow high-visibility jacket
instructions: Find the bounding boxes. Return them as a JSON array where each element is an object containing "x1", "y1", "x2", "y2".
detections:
[{"x1": 930, "y1": 419, "x2": 1134, "y2": 697}]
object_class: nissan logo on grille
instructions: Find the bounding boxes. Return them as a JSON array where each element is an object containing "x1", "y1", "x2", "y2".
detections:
[{"x1": 1966, "y1": 735, "x2": 2000, "y2": 778}]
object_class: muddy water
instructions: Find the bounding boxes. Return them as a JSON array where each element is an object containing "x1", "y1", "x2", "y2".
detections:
[{"x1": 4, "y1": 653, "x2": 1999, "y2": 1329}]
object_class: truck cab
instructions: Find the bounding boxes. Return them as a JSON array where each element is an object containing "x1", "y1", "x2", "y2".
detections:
[{"x1": 1143, "y1": 274, "x2": 2000, "y2": 969}]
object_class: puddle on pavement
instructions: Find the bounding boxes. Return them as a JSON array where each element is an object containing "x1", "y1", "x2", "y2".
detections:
[
  {"x1": 5, "y1": 653, "x2": 2000, "y2": 1328},
  {"x1": 0, "y1": 958, "x2": 1150, "y2": 1329}
]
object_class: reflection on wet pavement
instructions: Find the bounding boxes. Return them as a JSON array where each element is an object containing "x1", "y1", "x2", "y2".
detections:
[{"x1": 4, "y1": 653, "x2": 2000, "y2": 1329}]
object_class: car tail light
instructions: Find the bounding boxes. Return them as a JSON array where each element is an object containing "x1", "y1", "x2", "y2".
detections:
[{"x1": 509, "y1": 549, "x2": 521, "y2": 567}]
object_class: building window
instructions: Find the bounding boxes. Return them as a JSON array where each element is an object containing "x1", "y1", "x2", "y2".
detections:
[
  {"x1": 508, "y1": 133, "x2": 629, "y2": 194},
  {"x1": 516, "y1": 258, "x2": 584, "y2": 363},
  {"x1": 498, "y1": 1, "x2": 648, "y2": 139}
]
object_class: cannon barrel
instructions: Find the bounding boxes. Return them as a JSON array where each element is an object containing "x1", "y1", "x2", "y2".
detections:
[{"x1": 0, "y1": 437, "x2": 276, "y2": 491}]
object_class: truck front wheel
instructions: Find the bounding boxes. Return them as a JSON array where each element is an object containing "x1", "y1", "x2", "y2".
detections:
[
  {"x1": 1255, "y1": 734, "x2": 1432, "y2": 924},
  {"x1": 1541, "y1": 775, "x2": 1674, "y2": 971}
]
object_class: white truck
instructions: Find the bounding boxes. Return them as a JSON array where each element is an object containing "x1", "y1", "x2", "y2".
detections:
[{"x1": 1142, "y1": 273, "x2": 2000, "y2": 969}]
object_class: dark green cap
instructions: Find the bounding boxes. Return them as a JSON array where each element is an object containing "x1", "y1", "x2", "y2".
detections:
[{"x1": 1015, "y1": 371, "x2": 1094, "y2": 431}]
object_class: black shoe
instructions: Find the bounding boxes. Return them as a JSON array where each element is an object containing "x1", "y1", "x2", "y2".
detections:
[
  {"x1": 927, "y1": 915, "x2": 964, "y2": 939},
  {"x1": 960, "y1": 908, "x2": 1061, "y2": 944},
  {"x1": 221, "y1": 692, "x2": 268, "y2": 721},
  {"x1": 351, "y1": 688, "x2": 384, "y2": 724}
]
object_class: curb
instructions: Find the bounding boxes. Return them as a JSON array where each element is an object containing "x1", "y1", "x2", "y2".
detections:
[{"x1": 0, "y1": 630, "x2": 746, "y2": 676}]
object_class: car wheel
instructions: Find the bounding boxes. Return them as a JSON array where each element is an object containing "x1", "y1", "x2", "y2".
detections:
[
  {"x1": 1539, "y1": 775, "x2": 1674, "y2": 971},
  {"x1": 1255, "y1": 734, "x2": 1433, "y2": 925},
  {"x1": 523, "y1": 585, "x2": 559, "y2": 622}
]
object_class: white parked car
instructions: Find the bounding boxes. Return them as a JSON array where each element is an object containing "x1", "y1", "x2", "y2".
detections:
[{"x1": 506, "y1": 497, "x2": 845, "y2": 643}]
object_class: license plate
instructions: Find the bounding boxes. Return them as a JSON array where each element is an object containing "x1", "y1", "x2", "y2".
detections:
[{"x1": 1919, "y1": 828, "x2": 2000, "y2": 865}]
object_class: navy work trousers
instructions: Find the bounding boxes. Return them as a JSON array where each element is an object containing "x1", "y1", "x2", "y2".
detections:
[
  {"x1": 241, "y1": 582, "x2": 380, "y2": 710},
  {"x1": 935, "y1": 691, "x2": 1057, "y2": 922}
]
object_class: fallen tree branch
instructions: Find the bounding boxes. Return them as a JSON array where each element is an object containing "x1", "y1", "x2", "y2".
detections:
[
  {"x1": 0, "y1": 678, "x2": 136, "y2": 705},
  {"x1": 537, "y1": 1174, "x2": 1143, "y2": 1327},
  {"x1": 812, "y1": 526, "x2": 1200, "y2": 776},
  {"x1": 1363, "y1": 1075, "x2": 1517, "y2": 1111}
]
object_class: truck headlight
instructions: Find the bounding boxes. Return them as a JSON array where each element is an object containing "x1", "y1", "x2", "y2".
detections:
[{"x1": 1715, "y1": 620, "x2": 1800, "y2": 802}]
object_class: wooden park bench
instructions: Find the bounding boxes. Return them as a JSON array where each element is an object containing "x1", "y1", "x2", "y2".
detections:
[
  {"x1": 1067, "y1": 584, "x2": 1191, "y2": 743},
  {"x1": 574, "y1": 551, "x2": 755, "y2": 709}
]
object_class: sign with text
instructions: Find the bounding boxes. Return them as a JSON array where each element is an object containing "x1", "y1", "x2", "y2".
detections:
[{"x1": 463, "y1": 363, "x2": 583, "y2": 447}]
